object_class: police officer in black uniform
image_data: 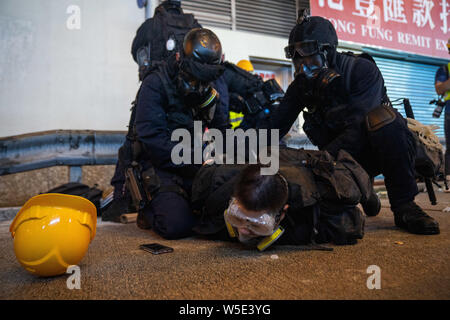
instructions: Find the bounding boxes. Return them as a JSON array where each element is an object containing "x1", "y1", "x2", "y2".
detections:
[
  {"x1": 268, "y1": 16, "x2": 439, "y2": 235},
  {"x1": 130, "y1": 28, "x2": 229, "y2": 239}
]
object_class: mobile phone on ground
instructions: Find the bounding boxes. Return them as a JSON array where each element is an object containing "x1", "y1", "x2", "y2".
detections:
[{"x1": 139, "y1": 243, "x2": 174, "y2": 255}]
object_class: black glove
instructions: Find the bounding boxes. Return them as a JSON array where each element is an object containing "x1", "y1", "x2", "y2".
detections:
[
  {"x1": 312, "y1": 68, "x2": 342, "y2": 98},
  {"x1": 229, "y1": 93, "x2": 246, "y2": 113},
  {"x1": 286, "y1": 74, "x2": 308, "y2": 99}
]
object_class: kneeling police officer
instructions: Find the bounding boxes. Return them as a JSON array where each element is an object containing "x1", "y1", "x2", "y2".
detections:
[
  {"x1": 267, "y1": 15, "x2": 439, "y2": 235},
  {"x1": 126, "y1": 28, "x2": 229, "y2": 239}
]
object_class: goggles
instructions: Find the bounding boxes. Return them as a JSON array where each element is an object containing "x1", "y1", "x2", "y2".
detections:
[
  {"x1": 284, "y1": 40, "x2": 330, "y2": 59},
  {"x1": 224, "y1": 198, "x2": 280, "y2": 236}
]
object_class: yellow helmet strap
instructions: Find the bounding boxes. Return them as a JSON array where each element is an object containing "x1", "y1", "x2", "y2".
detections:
[
  {"x1": 224, "y1": 221, "x2": 284, "y2": 251},
  {"x1": 256, "y1": 226, "x2": 285, "y2": 251}
]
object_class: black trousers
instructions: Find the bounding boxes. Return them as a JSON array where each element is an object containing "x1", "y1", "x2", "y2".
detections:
[
  {"x1": 141, "y1": 169, "x2": 198, "y2": 239},
  {"x1": 359, "y1": 110, "x2": 418, "y2": 209},
  {"x1": 317, "y1": 109, "x2": 418, "y2": 210}
]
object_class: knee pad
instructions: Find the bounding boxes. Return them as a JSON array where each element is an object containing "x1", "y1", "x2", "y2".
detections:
[{"x1": 365, "y1": 103, "x2": 396, "y2": 132}]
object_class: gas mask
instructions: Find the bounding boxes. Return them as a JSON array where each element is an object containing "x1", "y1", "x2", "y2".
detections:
[
  {"x1": 177, "y1": 69, "x2": 219, "y2": 123},
  {"x1": 286, "y1": 40, "x2": 342, "y2": 99},
  {"x1": 224, "y1": 198, "x2": 285, "y2": 251},
  {"x1": 285, "y1": 40, "x2": 330, "y2": 79}
]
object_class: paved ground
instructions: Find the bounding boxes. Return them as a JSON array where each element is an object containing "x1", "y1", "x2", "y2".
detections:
[{"x1": 0, "y1": 189, "x2": 449, "y2": 300}]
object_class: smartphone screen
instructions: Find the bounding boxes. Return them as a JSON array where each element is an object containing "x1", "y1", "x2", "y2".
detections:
[{"x1": 139, "y1": 243, "x2": 174, "y2": 255}]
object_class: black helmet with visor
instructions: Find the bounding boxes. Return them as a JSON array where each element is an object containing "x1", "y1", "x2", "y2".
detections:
[{"x1": 285, "y1": 16, "x2": 338, "y2": 79}]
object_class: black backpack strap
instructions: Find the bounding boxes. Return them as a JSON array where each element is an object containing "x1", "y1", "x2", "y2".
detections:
[
  {"x1": 154, "y1": 62, "x2": 180, "y2": 107},
  {"x1": 338, "y1": 52, "x2": 357, "y2": 95},
  {"x1": 339, "y1": 51, "x2": 382, "y2": 98},
  {"x1": 126, "y1": 87, "x2": 143, "y2": 162}
]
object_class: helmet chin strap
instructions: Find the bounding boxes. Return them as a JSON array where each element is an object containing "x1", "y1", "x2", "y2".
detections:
[{"x1": 225, "y1": 221, "x2": 285, "y2": 252}]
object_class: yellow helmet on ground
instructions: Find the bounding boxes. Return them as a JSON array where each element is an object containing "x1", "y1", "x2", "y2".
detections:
[
  {"x1": 237, "y1": 59, "x2": 254, "y2": 73},
  {"x1": 9, "y1": 193, "x2": 97, "y2": 277}
]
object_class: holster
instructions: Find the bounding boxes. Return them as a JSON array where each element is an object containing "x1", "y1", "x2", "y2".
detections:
[
  {"x1": 125, "y1": 162, "x2": 148, "y2": 211},
  {"x1": 125, "y1": 162, "x2": 161, "y2": 210},
  {"x1": 141, "y1": 166, "x2": 161, "y2": 199},
  {"x1": 365, "y1": 103, "x2": 396, "y2": 132}
]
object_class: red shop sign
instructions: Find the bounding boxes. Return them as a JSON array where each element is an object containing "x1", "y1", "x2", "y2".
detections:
[
  {"x1": 254, "y1": 70, "x2": 277, "y2": 81},
  {"x1": 310, "y1": 0, "x2": 450, "y2": 59}
]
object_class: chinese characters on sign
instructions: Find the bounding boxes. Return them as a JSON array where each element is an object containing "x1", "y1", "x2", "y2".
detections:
[
  {"x1": 254, "y1": 71, "x2": 277, "y2": 81},
  {"x1": 311, "y1": 0, "x2": 450, "y2": 58}
]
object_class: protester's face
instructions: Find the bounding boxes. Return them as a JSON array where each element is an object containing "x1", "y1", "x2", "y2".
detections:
[
  {"x1": 224, "y1": 198, "x2": 287, "y2": 245},
  {"x1": 236, "y1": 204, "x2": 270, "y2": 239}
]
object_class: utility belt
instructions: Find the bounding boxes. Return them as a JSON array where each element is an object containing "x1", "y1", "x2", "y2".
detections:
[{"x1": 125, "y1": 160, "x2": 188, "y2": 211}]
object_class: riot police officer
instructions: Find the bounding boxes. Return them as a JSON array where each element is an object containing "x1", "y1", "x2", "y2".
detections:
[
  {"x1": 269, "y1": 16, "x2": 439, "y2": 235},
  {"x1": 129, "y1": 28, "x2": 229, "y2": 239}
]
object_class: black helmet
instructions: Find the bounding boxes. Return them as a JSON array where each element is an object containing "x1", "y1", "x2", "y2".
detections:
[
  {"x1": 285, "y1": 16, "x2": 338, "y2": 60},
  {"x1": 177, "y1": 28, "x2": 224, "y2": 120},
  {"x1": 183, "y1": 28, "x2": 222, "y2": 65}
]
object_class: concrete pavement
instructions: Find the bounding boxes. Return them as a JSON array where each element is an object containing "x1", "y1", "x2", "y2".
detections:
[{"x1": 0, "y1": 189, "x2": 449, "y2": 300}]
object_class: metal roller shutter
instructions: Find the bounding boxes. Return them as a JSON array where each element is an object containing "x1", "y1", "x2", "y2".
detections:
[
  {"x1": 181, "y1": 0, "x2": 232, "y2": 29},
  {"x1": 372, "y1": 57, "x2": 444, "y2": 137},
  {"x1": 235, "y1": 0, "x2": 297, "y2": 38}
]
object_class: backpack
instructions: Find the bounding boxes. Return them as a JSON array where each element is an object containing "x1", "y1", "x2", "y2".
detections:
[
  {"x1": 131, "y1": 1, "x2": 202, "y2": 79},
  {"x1": 45, "y1": 182, "x2": 103, "y2": 216},
  {"x1": 407, "y1": 117, "x2": 444, "y2": 178},
  {"x1": 277, "y1": 147, "x2": 372, "y2": 207}
]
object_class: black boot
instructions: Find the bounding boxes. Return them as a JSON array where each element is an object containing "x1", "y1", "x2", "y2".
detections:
[
  {"x1": 101, "y1": 197, "x2": 130, "y2": 223},
  {"x1": 361, "y1": 189, "x2": 381, "y2": 217},
  {"x1": 393, "y1": 201, "x2": 440, "y2": 235}
]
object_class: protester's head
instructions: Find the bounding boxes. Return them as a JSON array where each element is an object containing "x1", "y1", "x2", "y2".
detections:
[
  {"x1": 447, "y1": 38, "x2": 450, "y2": 55},
  {"x1": 285, "y1": 16, "x2": 338, "y2": 78},
  {"x1": 224, "y1": 164, "x2": 289, "y2": 246},
  {"x1": 176, "y1": 28, "x2": 224, "y2": 120}
]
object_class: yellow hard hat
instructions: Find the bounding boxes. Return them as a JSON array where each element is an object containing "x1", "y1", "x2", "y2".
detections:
[
  {"x1": 237, "y1": 59, "x2": 254, "y2": 72},
  {"x1": 9, "y1": 193, "x2": 97, "y2": 277}
]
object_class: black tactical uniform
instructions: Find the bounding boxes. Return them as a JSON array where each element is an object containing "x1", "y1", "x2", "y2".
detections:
[{"x1": 116, "y1": 29, "x2": 229, "y2": 239}]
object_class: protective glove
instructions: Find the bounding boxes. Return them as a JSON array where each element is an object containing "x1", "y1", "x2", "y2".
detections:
[{"x1": 312, "y1": 68, "x2": 342, "y2": 98}]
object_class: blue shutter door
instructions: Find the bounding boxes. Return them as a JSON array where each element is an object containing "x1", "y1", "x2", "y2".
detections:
[{"x1": 372, "y1": 56, "x2": 444, "y2": 137}]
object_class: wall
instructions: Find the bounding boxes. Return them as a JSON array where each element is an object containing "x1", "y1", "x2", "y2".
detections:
[
  {"x1": 0, "y1": 0, "x2": 294, "y2": 138},
  {"x1": 209, "y1": 27, "x2": 289, "y2": 64},
  {"x1": 0, "y1": 0, "x2": 143, "y2": 137}
]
